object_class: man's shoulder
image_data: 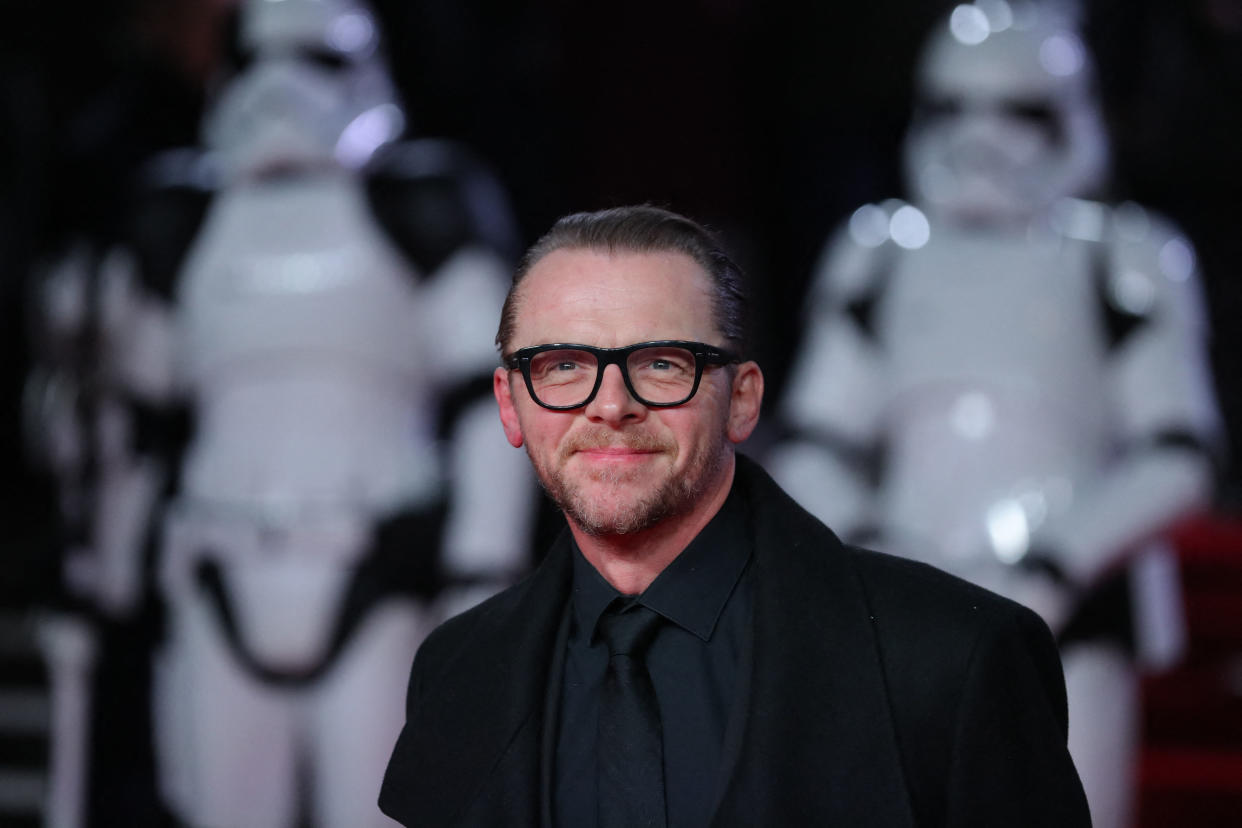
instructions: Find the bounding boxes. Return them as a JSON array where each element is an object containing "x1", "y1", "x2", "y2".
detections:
[
  {"x1": 740, "y1": 453, "x2": 1040, "y2": 640},
  {"x1": 418, "y1": 573, "x2": 537, "y2": 661},
  {"x1": 842, "y1": 544, "x2": 1050, "y2": 650},
  {"x1": 413, "y1": 542, "x2": 571, "y2": 679},
  {"x1": 847, "y1": 545, "x2": 1022, "y2": 617}
]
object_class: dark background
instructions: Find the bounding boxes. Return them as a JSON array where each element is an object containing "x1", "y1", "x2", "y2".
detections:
[
  {"x1": 1, "y1": 0, "x2": 1240, "y2": 822},
  {"x1": 3, "y1": 0, "x2": 1242, "y2": 536}
]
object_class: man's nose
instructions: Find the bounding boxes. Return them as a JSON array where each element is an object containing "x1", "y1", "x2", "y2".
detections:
[{"x1": 584, "y1": 363, "x2": 647, "y2": 425}]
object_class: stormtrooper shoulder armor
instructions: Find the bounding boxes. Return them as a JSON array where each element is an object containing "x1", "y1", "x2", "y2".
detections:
[
  {"x1": 804, "y1": 199, "x2": 918, "y2": 344},
  {"x1": 1072, "y1": 200, "x2": 1222, "y2": 460},
  {"x1": 364, "y1": 139, "x2": 520, "y2": 279},
  {"x1": 119, "y1": 149, "x2": 218, "y2": 303},
  {"x1": 817, "y1": 199, "x2": 917, "y2": 299},
  {"x1": 1089, "y1": 202, "x2": 1209, "y2": 344}
]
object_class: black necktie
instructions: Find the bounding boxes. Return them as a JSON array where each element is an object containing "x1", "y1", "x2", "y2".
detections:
[{"x1": 596, "y1": 603, "x2": 667, "y2": 828}]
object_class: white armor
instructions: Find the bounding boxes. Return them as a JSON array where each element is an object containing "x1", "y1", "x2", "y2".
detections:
[
  {"x1": 201, "y1": 0, "x2": 406, "y2": 180},
  {"x1": 81, "y1": 0, "x2": 535, "y2": 824},
  {"x1": 767, "y1": 4, "x2": 1222, "y2": 827}
]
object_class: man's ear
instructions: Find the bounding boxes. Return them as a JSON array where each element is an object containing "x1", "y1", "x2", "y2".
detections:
[
  {"x1": 726, "y1": 361, "x2": 764, "y2": 444},
  {"x1": 494, "y1": 367, "x2": 525, "y2": 448}
]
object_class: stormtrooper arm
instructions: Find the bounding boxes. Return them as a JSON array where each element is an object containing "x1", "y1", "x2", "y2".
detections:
[
  {"x1": 101, "y1": 149, "x2": 213, "y2": 408},
  {"x1": 1026, "y1": 442, "x2": 1213, "y2": 587},
  {"x1": 1026, "y1": 215, "x2": 1224, "y2": 587},
  {"x1": 766, "y1": 227, "x2": 888, "y2": 539},
  {"x1": 424, "y1": 246, "x2": 535, "y2": 587},
  {"x1": 86, "y1": 246, "x2": 184, "y2": 615},
  {"x1": 368, "y1": 139, "x2": 534, "y2": 604},
  {"x1": 97, "y1": 245, "x2": 181, "y2": 405},
  {"x1": 439, "y1": 392, "x2": 535, "y2": 581},
  {"x1": 71, "y1": 157, "x2": 207, "y2": 615}
]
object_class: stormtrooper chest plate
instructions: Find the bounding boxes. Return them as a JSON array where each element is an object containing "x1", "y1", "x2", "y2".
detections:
[
  {"x1": 173, "y1": 174, "x2": 440, "y2": 511},
  {"x1": 177, "y1": 174, "x2": 424, "y2": 382},
  {"x1": 866, "y1": 230, "x2": 1120, "y2": 544},
  {"x1": 875, "y1": 231, "x2": 1111, "y2": 448}
]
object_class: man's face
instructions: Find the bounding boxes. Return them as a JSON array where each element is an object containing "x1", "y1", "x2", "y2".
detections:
[{"x1": 493, "y1": 248, "x2": 762, "y2": 537}]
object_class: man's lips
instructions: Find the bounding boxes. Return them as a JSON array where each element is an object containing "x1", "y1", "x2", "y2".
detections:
[
  {"x1": 565, "y1": 437, "x2": 670, "y2": 465},
  {"x1": 575, "y1": 447, "x2": 661, "y2": 460},
  {"x1": 560, "y1": 430, "x2": 672, "y2": 466}
]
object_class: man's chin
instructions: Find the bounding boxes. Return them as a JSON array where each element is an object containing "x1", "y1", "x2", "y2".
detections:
[
  {"x1": 570, "y1": 477, "x2": 651, "y2": 512},
  {"x1": 552, "y1": 473, "x2": 673, "y2": 537},
  {"x1": 565, "y1": 496, "x2": 667, "y2": 537}
]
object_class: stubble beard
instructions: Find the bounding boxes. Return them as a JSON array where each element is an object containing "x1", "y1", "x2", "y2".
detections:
[{"x1": 529, "y1": 427, "x2": 730, "y2": 537}]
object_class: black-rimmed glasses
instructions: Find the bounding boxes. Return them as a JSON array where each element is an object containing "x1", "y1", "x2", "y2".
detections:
[{"x1": 504, "y1": 340, "x2": 740, "y2": 410}]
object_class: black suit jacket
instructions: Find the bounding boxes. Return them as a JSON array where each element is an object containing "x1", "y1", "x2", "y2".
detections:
[{"x1": 380, "y1": 456, "x2": 1090, "y2": 826}]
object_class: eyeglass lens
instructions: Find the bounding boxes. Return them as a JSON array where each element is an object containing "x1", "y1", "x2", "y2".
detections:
[{"x1": 527, "y1": 345, "x2": 699, "y2": 407}]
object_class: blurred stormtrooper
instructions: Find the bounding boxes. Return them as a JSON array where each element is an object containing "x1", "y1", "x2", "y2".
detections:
[
  {"x1": 25, "y1": 230, "x2": 189, "y2": 827},
  {"x1": 767, "y1": 3, "x2": 1222, "y2": 826},
  {"x1": 76, "y1": 0, "x2": 536, "y2": 825},
  {"x1": 22, "y1": 244, "x2": 111, "y2": 828}
]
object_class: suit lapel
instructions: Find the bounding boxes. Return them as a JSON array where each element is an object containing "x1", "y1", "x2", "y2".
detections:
[
  {"x1": 711, "y1": 458, "x2": 916, "y2": 827},
  {"x1": 382, "y1": 533, "x2": 574, "y2": 827}
]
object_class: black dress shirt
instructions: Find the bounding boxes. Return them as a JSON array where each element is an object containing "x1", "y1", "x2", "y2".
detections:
[{"x1": 551, "y1": 485, "x2": 754, "y2": 828}]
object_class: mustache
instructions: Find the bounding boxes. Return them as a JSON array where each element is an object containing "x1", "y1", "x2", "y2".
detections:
[{"x1": 561, "y1": 430, "x2": 673, "y2": 454}]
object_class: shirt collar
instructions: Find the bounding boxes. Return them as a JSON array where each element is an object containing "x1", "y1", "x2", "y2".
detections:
[{"x1": 570, "y1": 479, "x2": 752, "y2": 644}]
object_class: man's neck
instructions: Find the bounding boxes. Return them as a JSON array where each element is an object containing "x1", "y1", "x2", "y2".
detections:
[{"x1": 568, "y1": 458, "x2": 737, "y2": 595}]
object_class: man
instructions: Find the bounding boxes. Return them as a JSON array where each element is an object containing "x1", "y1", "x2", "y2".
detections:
[{"x1": 379, "y1": 205, "x2": 1090, "y2": 827}]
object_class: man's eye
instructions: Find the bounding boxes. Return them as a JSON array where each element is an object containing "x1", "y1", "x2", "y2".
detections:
[
  {"x1": 531, "y1": 353, "x2": 592, "y2": 381},
  {"x1": 634, "y1": 351, "x2": 693, "y2": 374}
]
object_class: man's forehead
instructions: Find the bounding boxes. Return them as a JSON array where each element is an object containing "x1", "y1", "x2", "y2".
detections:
[
  {"x1": 511, "y1": 247, "x2": 718, "y2": 345},
  {"x1": 526, "y1": 246, "x2": 706, "y2": 284}
]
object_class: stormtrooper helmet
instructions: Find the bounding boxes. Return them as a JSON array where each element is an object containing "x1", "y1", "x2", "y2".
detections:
[
  {"x1": 903, "y1": 0, "x2": 1110, "y2": 226},
  {"x1": 202, "y1": 0, "x2": 407, "y2": 181}
]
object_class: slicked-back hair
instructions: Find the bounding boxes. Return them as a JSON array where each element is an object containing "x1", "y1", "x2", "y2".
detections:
[{"x1": 495, "y1": 205, "x2": 752, "y2": 359}]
